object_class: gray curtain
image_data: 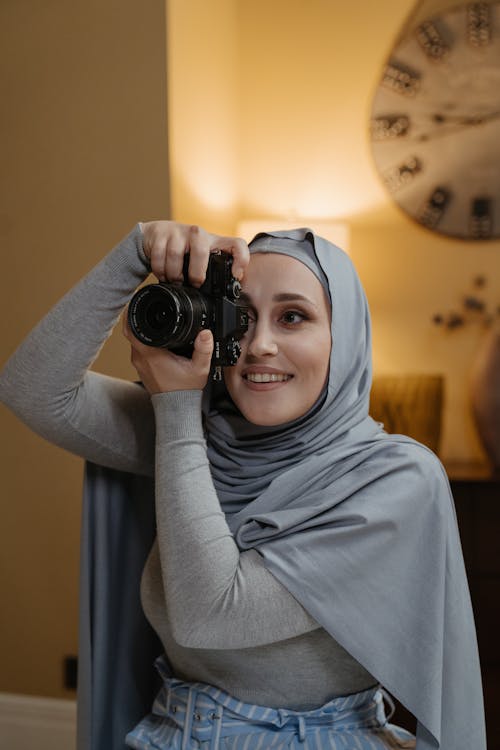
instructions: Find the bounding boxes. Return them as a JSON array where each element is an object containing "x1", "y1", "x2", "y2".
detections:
[{"x1": 77, "y1": 462, "x2": 162, "y2": 750}]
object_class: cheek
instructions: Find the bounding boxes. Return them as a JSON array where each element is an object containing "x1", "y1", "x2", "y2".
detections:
[{"x1": 296, "y1": 333, "x2": 331, "y2": 379}]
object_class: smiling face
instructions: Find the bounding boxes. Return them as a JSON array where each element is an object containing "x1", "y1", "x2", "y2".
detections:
[{"x1": 224, "y1": 253, "x2": 332, "y2": 426}]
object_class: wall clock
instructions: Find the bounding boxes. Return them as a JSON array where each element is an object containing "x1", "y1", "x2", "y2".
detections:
[{"x1": 370, "y1": 0, "x2": 500, "y2": 239}]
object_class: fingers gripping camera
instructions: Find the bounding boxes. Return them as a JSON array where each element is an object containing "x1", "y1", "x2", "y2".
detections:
[{"x1": 128, "y1": 251, "x2": 249, "y2": 380}]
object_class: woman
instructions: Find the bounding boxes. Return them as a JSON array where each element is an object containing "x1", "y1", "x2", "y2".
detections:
[{"x1": 0, "y1": 221, "x2": 485, "y2": 749}]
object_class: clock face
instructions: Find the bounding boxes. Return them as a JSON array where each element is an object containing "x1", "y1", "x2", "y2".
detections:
[{"x1": 370, "y1": 1, "x2": 500, "y2": 239}]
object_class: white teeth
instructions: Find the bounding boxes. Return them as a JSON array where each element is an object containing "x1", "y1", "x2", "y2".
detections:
[{"x1": 245, "y1": 373, "x2": 290, "y2": 383}]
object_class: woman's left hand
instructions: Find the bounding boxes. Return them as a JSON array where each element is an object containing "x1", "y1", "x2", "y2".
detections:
[{"x1": 122, "y1": 315, "x2": 214, "y2": 394}]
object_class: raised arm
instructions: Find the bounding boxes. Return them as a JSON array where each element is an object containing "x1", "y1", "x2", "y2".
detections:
[
  {"x1": 0, "y1": 221, "x2": 250, "y2": 475},
  {"x1": 152, "y1": 389, "x2": 320, "y2": 649},
  {"x1": 0, "y1": 224, "x2": 158, "y2": 475}
]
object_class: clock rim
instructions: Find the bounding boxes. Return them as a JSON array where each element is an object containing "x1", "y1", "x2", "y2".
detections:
[{"x1": 369, "y1": 0, "x2": 500, "y2": 241}]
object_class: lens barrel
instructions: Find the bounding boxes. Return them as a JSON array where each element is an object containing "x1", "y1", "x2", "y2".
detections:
[{"x1": 128, "y1": 283, "x2": 209, "y2": 348}]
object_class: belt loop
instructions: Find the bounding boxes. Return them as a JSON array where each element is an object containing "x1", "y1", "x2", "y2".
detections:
[
  {"x1": 379, "y1": 688, "x2": 396, "y2": 723},
  {"x1": 181, "y1": 687, "x2": 197, "y2": 750},
  {"x1": 209, "y1": 704, "x2": 223, "y2": 750},
  {"x1": 297, "y1": 715, "x2": 306, "y2": 742}
]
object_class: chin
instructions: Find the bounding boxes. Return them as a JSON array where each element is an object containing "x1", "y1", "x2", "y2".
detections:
[{"x1": 224, "y1": 377, "x2": 309, "y2": 426}]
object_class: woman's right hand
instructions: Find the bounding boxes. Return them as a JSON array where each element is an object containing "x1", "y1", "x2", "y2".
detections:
[{"x1": 140, "y1": 221, "x2": 250, "y2": 286}]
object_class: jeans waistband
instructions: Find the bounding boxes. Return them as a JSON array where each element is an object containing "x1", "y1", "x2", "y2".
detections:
[{"x1": 151, "y1": 655, "x2": 391, "y2": 749}]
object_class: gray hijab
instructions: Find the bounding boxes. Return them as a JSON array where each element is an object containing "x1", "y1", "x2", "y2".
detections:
[{"x1": 203, "y1": 228, "x2": 485, "y2": 750}]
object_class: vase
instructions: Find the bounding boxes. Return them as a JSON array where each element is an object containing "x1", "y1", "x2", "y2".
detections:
[{"x1": 470, "y1": 326, "x2": 500, "y2": 472}]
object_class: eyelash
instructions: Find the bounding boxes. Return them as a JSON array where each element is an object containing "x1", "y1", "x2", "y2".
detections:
[
  {"x1": 246, "y1": 309, "x2": 309, "y2": 326},
  {"x1": 281, "y1": 310, "x2": 307, "y2": 325}
]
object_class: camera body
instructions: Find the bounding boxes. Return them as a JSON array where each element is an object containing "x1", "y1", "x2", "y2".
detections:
[{"x1": 127, "y1": 251, "x2": 249, "y2": 372}]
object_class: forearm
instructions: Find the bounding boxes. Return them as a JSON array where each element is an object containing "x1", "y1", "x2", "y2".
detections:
[
  {"x1": 0, "y1": 224, "x2": 155, "y2": 475},
  {"x1": 152, "y1": 390, "x2": 319, "y2": 649}
]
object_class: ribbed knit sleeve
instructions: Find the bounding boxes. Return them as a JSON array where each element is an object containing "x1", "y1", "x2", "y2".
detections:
[
  {"x1": 151, "y1": 389, "x2": 320, "y2": 649},
  {"x1": 0, "y1": 224, "x2": 155, "y2": 476}
]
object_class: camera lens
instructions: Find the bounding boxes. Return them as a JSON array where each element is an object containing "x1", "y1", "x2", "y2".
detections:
[
  {"x1": 128, "y1": 283, "x2": 209, "y2": 348},
  {"x1": 144, "y1": 298, "x2": 177, "y2": 331}
]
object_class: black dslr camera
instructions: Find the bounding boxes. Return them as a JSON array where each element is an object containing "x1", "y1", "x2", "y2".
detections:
[{"x1": 127, "y1": 251, "x2": 249, "y2": 379}]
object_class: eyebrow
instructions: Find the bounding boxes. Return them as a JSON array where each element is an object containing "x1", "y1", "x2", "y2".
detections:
[{"x1": 239, "y1": 291, "x2": 318, "y2": 307}]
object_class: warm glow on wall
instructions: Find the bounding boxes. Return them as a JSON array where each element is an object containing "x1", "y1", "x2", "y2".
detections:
[
  {"x1": 172, "y1": 148, "x2": 238, "y2": 214},
  {"x1": 237, "y1": 144, "x2": 384, "y2": 223},
  {"x1": 167, "y1": 0, "x2": 389, "y2": 234},
  {"x1": 167, "y1": 0, "x2": 240, "y2": 233},
  {"x1": 236, "y1": 219, "x2": 350, "y2": 254}
]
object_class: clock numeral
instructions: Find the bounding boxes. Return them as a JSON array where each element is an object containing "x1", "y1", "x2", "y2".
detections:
[
  {"x1": 382, "y1": 62, "x2": 420, "y2": 97},
  {"x1": 370, "y1": 115, "x2": 410, "y2": 141},
  {"x1": 383, "y1": 156, "x2": 422, "y2": 193},
  {"x1": 418, "y1": 187, "x2": 452, "y2": 228},
  {"x1": 467, "y1": 3, "x2": 492, "y2": 47},
  {"x1": 470, "y1": 197, "x2": 493, "y2": 238},
  {"x1": 415, "y1": 21, "x2": 450, "y2": 61}
]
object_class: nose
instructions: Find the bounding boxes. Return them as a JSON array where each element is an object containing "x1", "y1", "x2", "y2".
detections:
[{"x1": 246, "y1": 319, "x2": 278, "y2": 358}]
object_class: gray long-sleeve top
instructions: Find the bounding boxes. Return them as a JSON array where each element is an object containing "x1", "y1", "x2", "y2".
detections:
[{"x1": 0, "y1": 224, "x2": 377, "y2": 709}]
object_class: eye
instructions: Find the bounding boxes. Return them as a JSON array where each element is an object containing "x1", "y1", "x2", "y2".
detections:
[{"x1": 280, "y1": 310, "x2": 307, "y2": 325}]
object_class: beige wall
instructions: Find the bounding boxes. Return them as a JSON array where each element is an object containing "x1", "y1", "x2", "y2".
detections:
[
  {"x1": 0, "y1": 0, "x2": 169, "y2": 697},
  {"x1": 168, "y1": 0, "x2": 500, "y2": 466},
  {"x1": 167, "y1": 0, "x2": 240, "y2": 234}
]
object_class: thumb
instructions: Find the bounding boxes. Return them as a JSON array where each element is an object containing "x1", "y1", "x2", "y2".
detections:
[{"x1": 191, "y1": 329, "x2": 214, "y2": 370}]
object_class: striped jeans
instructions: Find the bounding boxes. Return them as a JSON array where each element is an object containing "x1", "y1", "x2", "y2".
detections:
[{"x1": 126, "y1": 655, "x2": 416, "y2": 749}]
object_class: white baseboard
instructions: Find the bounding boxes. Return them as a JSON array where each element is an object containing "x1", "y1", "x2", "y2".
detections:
[{"x1": 0, "y1": 692, "x2": 76, "y2": 750}]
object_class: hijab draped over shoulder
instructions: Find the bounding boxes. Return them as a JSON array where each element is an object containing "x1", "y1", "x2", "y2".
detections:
[{"x1": 202, "y1": 228, "x2": 485, "y2": 750}]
